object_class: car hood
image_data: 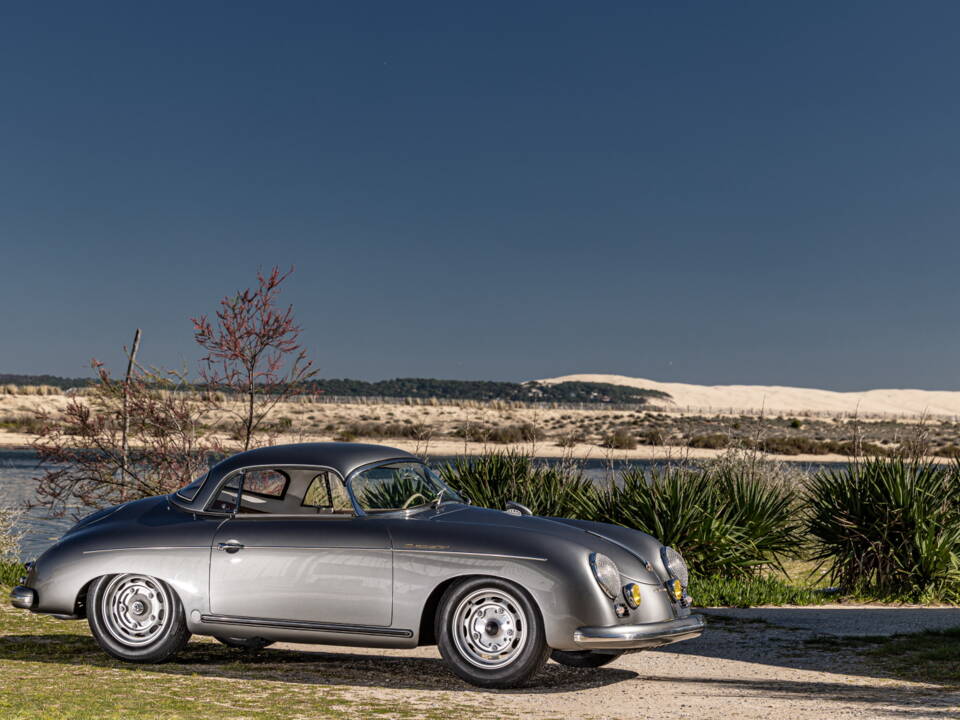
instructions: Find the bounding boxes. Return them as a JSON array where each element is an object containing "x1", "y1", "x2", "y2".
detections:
[{"x1": 431, "y1": 504, "x2": 665, "y2": 584}]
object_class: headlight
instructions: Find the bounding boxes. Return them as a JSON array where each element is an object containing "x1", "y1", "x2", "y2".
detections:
[
  {"x1": 661, "y1": 546, "x2": 689, "y2": 588},
  {"x1": 589, "y1": 552, "x2": 621, "y2": 598},
  {"x1": 623, "y1": 583, "x2": 643, "y2": 608}
]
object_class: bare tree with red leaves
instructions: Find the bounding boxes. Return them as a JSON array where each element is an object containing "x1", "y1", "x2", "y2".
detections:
[
  {"x1": 32, "y1": 354, "x2": 216, "y2": 517},
  {"x1": 193, "y1": 266, "x2": 317, "y2": 451}
]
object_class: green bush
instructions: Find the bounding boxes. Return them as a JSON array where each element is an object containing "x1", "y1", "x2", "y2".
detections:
[
  {"x1": 601, "y1": 428, "x2": 636, "y2": 450},
  {"x1": 334, "y1": 421, "x2": 430, "y2": 440},
  {"x1": 806, "y1": 459, "x2": 960, "y2": 601},
  {"x1": 439, "y1": 452, "x2": 601, "y2": 519},
  {"x1": 638, "y1": 429, "x2": 665, "y2": 446},
  {"x1": 687, "y1": 433, "x2": 729, "y2": 449},
  {"x1": 484, "y1": 424, "x2": 546, "y2": 444}
]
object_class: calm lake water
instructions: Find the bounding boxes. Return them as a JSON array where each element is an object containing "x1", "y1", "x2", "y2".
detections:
[{"x1": 0, "y1": 448, "x2": 840, "y2": 561}]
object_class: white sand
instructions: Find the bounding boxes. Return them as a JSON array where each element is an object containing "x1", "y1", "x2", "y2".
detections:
[{"x1": 538, "y1": 373, "x2": 960, "y2": 417}]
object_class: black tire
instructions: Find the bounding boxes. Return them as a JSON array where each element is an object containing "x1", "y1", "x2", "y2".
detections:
[
  {"x1": 436, "y1": 577, "x2": 550, "y2": 689},
  {"x1": 215, "y1": 636, "x2": 274, "y2": 651},
  {"x1": 550, "y1": 649, "x2": 624, "y2": 668},
  {"x1": 87, "y1": 574, "x2": 191, "y2": 663}
]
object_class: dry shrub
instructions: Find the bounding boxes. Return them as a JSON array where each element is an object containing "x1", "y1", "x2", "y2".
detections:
[{"x1": 0, "y1": 506, "x2": 21, "y2": 559}]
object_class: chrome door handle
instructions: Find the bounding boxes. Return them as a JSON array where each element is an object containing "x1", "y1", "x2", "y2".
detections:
[{"x1": 217, "y1": 542, "x2": 244, "y2": 553}]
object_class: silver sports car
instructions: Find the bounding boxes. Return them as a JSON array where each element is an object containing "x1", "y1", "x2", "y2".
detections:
[{"x1": 11, "y1": 442, "x2": 705, "y2": 688}]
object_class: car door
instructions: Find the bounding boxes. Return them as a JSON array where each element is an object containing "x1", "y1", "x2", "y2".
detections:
[{"x1": 208, "y1": 469, "x2": 393, "y2": 627}]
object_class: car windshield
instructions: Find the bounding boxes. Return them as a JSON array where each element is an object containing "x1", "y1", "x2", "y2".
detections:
[{"x1": 349, "y1": 461, "x2": 460, "y2": 513}]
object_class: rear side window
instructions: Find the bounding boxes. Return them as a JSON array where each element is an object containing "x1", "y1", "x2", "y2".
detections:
[{"x1": 243, "y1": 469, "x2": 288, "y2": 499}]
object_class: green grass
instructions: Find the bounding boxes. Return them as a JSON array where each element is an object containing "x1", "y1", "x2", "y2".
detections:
[
  {"x1": 866, "y1": 627, "x2": 960, "y2": 685},
  {"x1": 0, "y1": 593, "x2": 505, "y2": 720},
  {"x1": 693, "y1": 573, "x2": 829, "y2": 607},
  {"x1": 0, "y1": 561, "x2": 21, "y2": 588},
  {"x1": 807, "y1": 628, "x2": 960, "y2": 687}
]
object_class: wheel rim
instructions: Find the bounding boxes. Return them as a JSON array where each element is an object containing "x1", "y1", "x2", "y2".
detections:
[
  {"x1": 451, "y1": 587, "x2": 528, "y2": 669},
  {"x1": 100, "y1": 574, "x2": 172, "y2": 647}
]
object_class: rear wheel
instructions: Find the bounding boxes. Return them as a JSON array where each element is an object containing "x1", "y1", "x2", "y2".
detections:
[
  {"x1": 87, "y1": 574, "x2": 190, "y2": 663},
  {"x1": 551, "y1": 649, "x2": 624, "y2": 668},
  {"x1": 436, "y1": 577, "x2": 549, "y2": 688},
  {"x1": 215, "y1": 636, "x2": 274, "y2": 651}
]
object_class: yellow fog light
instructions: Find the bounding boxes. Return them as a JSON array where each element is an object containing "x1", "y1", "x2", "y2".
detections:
[
  {"x1": 669, "y1": 578, "x2": 683, "y2": 601},
  {"x1": 623, "y1": 583, "x2": 642, "y2": 608}
]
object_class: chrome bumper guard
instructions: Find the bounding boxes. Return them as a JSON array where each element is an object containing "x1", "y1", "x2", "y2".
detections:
[
  {"x1": 10, "y1": 586, "x2": 37, "y2": 610},
  {"x1": 574, "y1": 613, "x2": 705, "y2": 649}
]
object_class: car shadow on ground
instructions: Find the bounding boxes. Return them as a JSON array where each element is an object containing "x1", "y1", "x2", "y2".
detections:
[{"x1": 0, "y1": 633, "x2": 638, "y2": 694}]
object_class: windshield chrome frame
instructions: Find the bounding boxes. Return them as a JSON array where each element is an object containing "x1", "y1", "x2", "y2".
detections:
[{"x1": 345, "y1": 458, "x2": 460, "y2": 517}]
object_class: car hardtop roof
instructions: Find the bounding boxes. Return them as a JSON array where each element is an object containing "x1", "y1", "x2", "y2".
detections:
[{"x1": 210, "y1": 441, "x2": 419, "y2": 480}]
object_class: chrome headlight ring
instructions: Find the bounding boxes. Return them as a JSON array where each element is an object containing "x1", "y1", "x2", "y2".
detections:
[
  {"x1": 589, "y1": 552, "x2": 621, "y2": 599},
  {"x1": 660, "y1": 546, "x2": 689, "y2": 589}
]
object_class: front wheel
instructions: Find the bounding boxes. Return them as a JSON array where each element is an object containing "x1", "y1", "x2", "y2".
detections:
[
  {"x1": 436, "y1": 577, "x2": 549, "y2": 688},
  {"x1": 551, "y1": 649, "x2": 624, "y2": 668},
  {"x1": 87, "y1": 574, "x2": 190, "y2": 663}
]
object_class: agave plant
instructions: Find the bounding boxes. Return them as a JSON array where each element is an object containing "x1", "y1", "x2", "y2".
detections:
[
  {"x1": 805, "y1": 459, "x2": 960, "y2": 600},
  {"x1": 356, "y1": 471, "x2": 433, "y2": 510},
  {"x1": 438, "y1": 452, "x2": 602, "y2": 519},
  {"x1": 601, "y1": 462, "x2": 803, "y2": 578}
]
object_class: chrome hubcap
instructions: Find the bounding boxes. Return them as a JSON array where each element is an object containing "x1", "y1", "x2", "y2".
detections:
[
  {"x1": 452, "y1": 588, "x2": 527, "y2": 669},
  {"x1": 101, "y1": 574, "x2": 171, "y2": 647}
]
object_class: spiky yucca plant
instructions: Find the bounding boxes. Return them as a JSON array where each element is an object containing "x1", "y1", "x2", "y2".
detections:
[
  {"x1": 602, "y1": 464, "x2": 803, "y2": 578},
  {"x1": 806, "y1": 459, "x2": 960, "y2": 600},
  {"x1": 356, "y1": 471, "x2": 434, "y2": 510},
  {"x1": 439, "y1": 452, "x2": 602, "y2": 520}
]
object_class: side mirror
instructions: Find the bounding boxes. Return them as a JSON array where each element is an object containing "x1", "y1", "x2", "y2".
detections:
[{"x1": 505, "y1": 500, "x2": 532, "y2": 516}]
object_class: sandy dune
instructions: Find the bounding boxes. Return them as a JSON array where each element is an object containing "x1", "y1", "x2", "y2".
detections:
[{"x1": 539, "y1": 373, "x2": 960, "y2": 417}]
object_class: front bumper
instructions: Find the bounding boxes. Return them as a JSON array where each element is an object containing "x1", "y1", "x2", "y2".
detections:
[
  {"x1": 10, "y1": 586, "x2": 37, "y2": 610},
  {"x1": 574, "y1": 613, "x2": 705, "y2": 649}
]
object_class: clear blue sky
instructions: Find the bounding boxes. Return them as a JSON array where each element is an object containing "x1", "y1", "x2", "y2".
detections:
[{"x1": 2, "y1": 1, "x2": 958, "y2": 390}]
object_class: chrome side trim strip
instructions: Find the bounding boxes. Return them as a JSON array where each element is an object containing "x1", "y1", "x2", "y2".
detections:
[
  {"x1": 199, "y1": 614, "x2": 413, "y2": 638},
  {"x1": 392, "y1": 549, "x2": 548, "y2": 562},
  {"x1": 230, "y1": 545, "x2": 390, "y2": 551},
  {"x1": 83, "y1": 546, "x2": 208, "y2": 554},
  {"x1": 84, "y1": 547, "x2": 545, "y2": 561}
]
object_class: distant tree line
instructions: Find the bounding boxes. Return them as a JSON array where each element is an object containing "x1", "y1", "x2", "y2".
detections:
[
  {"x1": 4, "y1": 373, "x2": 669, "y2": 405},
  {"x1": 0, "y1": 374, "x2": 93, "y2": 390},
  {"x1": 302, "y1": 379, "x2": 669, "y2": 404}
]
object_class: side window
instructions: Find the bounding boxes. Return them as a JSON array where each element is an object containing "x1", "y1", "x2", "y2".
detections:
[
  {"x1": 210, "y1": 475, "x2": 241, "y2": 513},
  {"x1": 303, "y1": 472, "x2": 353, "y2": 514},
  {"x1": 243, "y1": 469, "x2": 288, "y2": 498},
  {"x1": 209, "y1": 469, "x2": 288, "y2": 514}
]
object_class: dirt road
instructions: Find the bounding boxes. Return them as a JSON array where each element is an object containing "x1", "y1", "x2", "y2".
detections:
[{"x1": 270, "y1": 606, "x2": 960, "y2": 720}]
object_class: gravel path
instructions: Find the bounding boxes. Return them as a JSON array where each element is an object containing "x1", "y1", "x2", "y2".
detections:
[{"x1": 271, "y1": 605, "x2": 960, "y2": 720}]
